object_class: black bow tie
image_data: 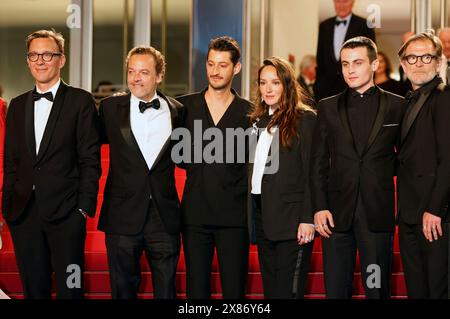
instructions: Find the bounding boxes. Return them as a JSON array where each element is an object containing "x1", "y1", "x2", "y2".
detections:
[
  {"x1": 335, "y1": 19, "x2": 347, "y2": 26},
  {"x1": 405, "y1": 90, "x2": 420, "y2": 101},
  {"x1": 139, "y1": 99, "x2": 160, "y2": 113},
  {"x1": 32, "y1": 91, "x2": 54, "y2": 102}
]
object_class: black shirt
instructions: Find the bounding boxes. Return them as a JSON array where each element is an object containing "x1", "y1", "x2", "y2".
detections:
[
  {"x1": 347, "y1": 86, "x2": 379, "y2": 155},
  {"x1": 401, "y1": 76, "x2": 442, "y2": 141}
]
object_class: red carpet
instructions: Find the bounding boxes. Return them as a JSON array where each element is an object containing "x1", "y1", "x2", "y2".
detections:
[{"x1": 0, "y1": 145, "x2": 407, "y2": 299}]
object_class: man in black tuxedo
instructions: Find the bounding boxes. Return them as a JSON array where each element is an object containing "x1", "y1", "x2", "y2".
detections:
[
  {"x1": 311, "y1": 37, "x2": 406, "y2": 299},
  {"x1": 98, "y1": 46, "x2": 184, "y2": 299},
  {"x1": 397, "y1": 32, "x2": 450, "y2": 299},
  {"x1": 2, "y1": 30, "x2": 101, "y2": 299},
  {"x1": 175, "y1": 37, "x2": 252, "y2": 299},
  {"x1": 314, "y1": 0, "x2": 376, "y2": 101}
]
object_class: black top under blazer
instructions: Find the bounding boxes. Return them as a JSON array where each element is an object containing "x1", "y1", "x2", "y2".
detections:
[
  {"x1": 176, "y1": 89, "x2": 252, "y2": 228},
  {"x1": 310, "y1": 87, "x2": 406, "y2": 232},
  {"x1": 248, "y1": 110, "x2": 317, "y2": 242},
  {"x1": 97, "y1": 92, "x2": 185, "y2": 235}
]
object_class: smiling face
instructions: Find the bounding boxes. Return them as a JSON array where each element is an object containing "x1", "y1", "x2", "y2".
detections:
[
  {"x1": 127, "y1": 54, "x2": 163, "y2": 102},
  {"x1": 341, "y1": 46, "x2": 378, "y2": 93},
  {"x1": 27, "y1": 37, "x2": 65, "y2": 91},
  {"x1": 400, "y1": 39, "x2": 441, "y2": 90},
  {"x1": 206, "y1": 49, "x2": 241, "y2": 91},
  {"x1": 259, "y1": 65, "x2": 283, "y2": 107}
]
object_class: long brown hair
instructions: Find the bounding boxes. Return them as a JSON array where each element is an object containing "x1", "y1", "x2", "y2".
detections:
[{"x1": 249, "y1": 57, "x2": 315, "y2": 148}]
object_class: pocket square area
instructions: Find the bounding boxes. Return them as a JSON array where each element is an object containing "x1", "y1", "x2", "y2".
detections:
[{"x1": 383, "y1": 124, "x2": 399, "y2": 127}]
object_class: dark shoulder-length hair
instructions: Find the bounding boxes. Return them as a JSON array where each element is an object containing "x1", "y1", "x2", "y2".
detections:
[{"x1": 249, "y1": 57, "x2": 315, "y2": 148}]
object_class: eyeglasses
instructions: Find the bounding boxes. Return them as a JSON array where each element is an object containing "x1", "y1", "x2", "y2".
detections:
[
  {"x1": 403, "y1": 54, "x2": 438, "y2": 65},
  {"x1": 27, "y1": 52, "x2": 62, "y2": 62}
]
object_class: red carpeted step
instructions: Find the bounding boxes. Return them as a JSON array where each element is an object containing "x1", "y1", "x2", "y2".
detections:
[
  {"x1": 0, "y1": 271, "x2": 406, "y2": 297},
  {"x1": 0, "y1": 145, "x2": 409, "y2": 299},
  {"x1": 0, "y1": 249, "x2": 405, "y2": 274}
]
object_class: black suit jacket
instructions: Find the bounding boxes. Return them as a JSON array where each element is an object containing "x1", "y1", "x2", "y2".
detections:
[
  {"x1": 315, "y1": 14, "x2": 376, "y2": 100},
  {"x1": 311, "y1": 88, "x2": 406, "y2": 232},
  {"x1": 397, "y1": 80, "x2": 450, "y2": 224},
  {"x1": 176, "y1": 89, "x2": 252, "y2": 227},
  {"x1": 2, "y1": 81, "x2": 101, "y2": 222},
  {"x1": 98, "y1": 92, "x2": 184, "y2": 235},
  {"x1": 248, "y1": 111, "x2": 316, "y2": 241}
]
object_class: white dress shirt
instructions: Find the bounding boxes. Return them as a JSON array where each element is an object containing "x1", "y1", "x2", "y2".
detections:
[
  {"x1": 34, "y1": 79, "x2": 61, "y2": 155},
  {"x1": 334, "y1": 14, "x2": 352, "y2": 61},
  {"x1": 251, "y1": 109, "x2": 277, "y2": 195},
  {"x1": 130, "y1": 93, "x2": 172, "y2": 170}
]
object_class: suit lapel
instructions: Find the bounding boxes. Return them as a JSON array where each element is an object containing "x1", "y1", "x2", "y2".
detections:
[
  {"x1": 118, "y1": 95, "x2": 148, "y2": 169},
  {"x1": 328, "y1": 18, "x2": 338, "y2": 63},
  {"x1": 24, "y1": 91, "x2": 37, "y2": 162},
  {"x1": 344, "y1": 15, "x2": 357, "y2": 41},
  {"x1": 363, "y1": 88, "x2": 387, "y2": 155},
  {"x1": 149, "y1": 91, "x2": 179, "y2": 172},
  {"x1": 255, "y1": 113, "x2": 272, "y2": 129},
  {"x1": 400, "y1": 89, "x2": 432, "y2": 144},
  {"x1": 337, "y1": 89, "x2": 358, "y2": 155},
  {"x1": 35, "y1": 82, "x2": 67, "y2": 164}
]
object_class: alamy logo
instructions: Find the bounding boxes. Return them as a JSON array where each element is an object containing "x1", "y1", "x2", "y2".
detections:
[
  {"x1": 66, "y1": 4, "x2": 81, "y2": 29},
  {"x1": 366, "y1": 4, "x2": 382, "y2": 29},
  {"x1": 66, "y1": 264, "x2": 81, "y2": 289},
  {"x1": 171, "y1": 120, "x2": 280, "y2": 174},
  {"x1": 366, "y1": 264, "x2": 381, "y2": 289}
]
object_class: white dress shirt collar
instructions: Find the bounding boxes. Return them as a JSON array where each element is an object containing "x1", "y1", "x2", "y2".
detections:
[
  {"x1": 129, "y1": 92, "x2": 172, "y2": 170},
  {"x1": 131, "y1": 91, "x2": 159, "y2": 105},
  {"x1": 36, "y1": 79, "x2": 61, "y2": 96},
  {"x1": 336, "y1": 13, "x2": 352, "y2": 23}
]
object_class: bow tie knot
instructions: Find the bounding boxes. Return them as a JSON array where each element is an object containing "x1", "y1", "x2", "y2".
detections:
[
  {"x1": 32, "y1": 91, "x2": 54, "y2": 102},
  {"x1": 139, "y1": 99, "x2": 160, "y2": 113},
  {"x1": 405, "y1": 90, "x2": 420, "y2": 101},
  {"x1": 335, "y1": 19, "x2": 347, "y2": 26}
]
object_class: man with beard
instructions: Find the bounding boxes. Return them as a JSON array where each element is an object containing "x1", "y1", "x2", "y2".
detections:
[
  {"x1": 176, "y1": 36, "x2": 252, "y2": 299},
  {"x1": 397, "y1": 32, "x2": 450, "y2": 298}
]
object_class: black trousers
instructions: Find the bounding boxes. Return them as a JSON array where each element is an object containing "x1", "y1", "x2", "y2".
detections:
[
  {"x1": 182, "y1": 224, "x2": 249, "y2": 299},
  {"x1": 105, "y1": 202, "x2": 180, "y2": 299},
  {"x1": 322, "y1": 197, "x2": 393, "y2": 299},
  {"x1": 398, "y1": 218, "x2": 449, "y2": 299},
  {"x1": 7, "y1": 195, "x2": 86, "y2": 299},
  {"x1": 254, "y1": 195, "x2": 313, "y2": 299}
]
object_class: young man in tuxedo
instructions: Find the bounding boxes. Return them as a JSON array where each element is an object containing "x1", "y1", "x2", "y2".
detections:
[
  {"x1": 311, "y1": 36, "x2": 406, "y2": 299},
  {"x1": 397, "y1": 32, "x2": 450, "y2": 299},
  {"x1": 98, "y1": 46, "x2": 184, "y2": 299},
  {"x1": 314, "y1": 0, "x2": 376, "y2": 101},
  {"x1": 176, "y1": 36, "x2": 252, "y2": 299},
  {"x1": 2, "y1": 30, "x2": 101, "y2": 299}
]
